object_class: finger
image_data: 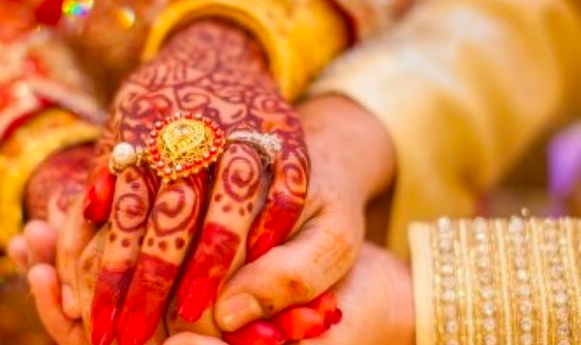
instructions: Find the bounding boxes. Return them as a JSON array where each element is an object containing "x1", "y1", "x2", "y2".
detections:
[
  {"x1": 223, "y1": 293, "x2": 341, "y2": 345},
  {"x1": 24, "y1": 220, "x2": 57, "y2": 266},
  {"x1": 216, "y1": 210, "x2": 360, "y2": 331},
  {"x1": 28, "y1": 264, "x2": 90, "y2": 345},
  {"x1": 222, "y1": 321, "x2": 285, "y2": 345},
  {"x1": 118, "y1": 172, "x2": 207, "y2": 345},
  {"x1": 164, "y1": 333, "x2": 228, "y2": 345},
  {"x1": 177, "y1": 144, "x2": 265, "y2": 323},
  {"x1": 7, "y1": 235, "x2": 29, "y2": 270},
  {"x1": 56, "y1": 199, "x2": 96, "y2": 320},
  {"x1": 299, "y1": 244, "x2": 414, "y2": 345},
  {"x1": 246, "y1": 141, "x2": 309, "y2": 262},
  {"x1": 90, "y1": 167, "x2": 158, "y2": 345}
]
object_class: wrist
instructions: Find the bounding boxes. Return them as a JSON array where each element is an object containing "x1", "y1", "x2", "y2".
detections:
[
  {"x1": 298, "y1": 95, "x2": 396, "y2": 203},
  {"x1": 157, "y1": 19, "x2": 277, "y2": 92}
]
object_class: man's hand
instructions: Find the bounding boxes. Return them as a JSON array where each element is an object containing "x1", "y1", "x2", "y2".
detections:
[{"x1": 168, "y1": 243, "x2": 415, "y2": 345}]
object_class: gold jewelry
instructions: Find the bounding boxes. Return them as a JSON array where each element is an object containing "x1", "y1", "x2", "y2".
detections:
[
  {"x1": 110, "y1": 142, "x2": 144, "y2": 175},
  {"x1": 228, "y1": 131, "x2": 281, "y2": 165},
  {"x1": 420, "y1": 217, "x2": 581, "y2": 345},
  {"x1": 146, "y1": 112, "x2": 225, "y2": 181}
]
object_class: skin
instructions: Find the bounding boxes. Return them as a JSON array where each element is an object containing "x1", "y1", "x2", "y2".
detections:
[
  {"x1": 11, "y1": 92, "x2": 403, "y2": 344},
  {"x1": 13, "y1": 225, "x2": 415, "y2": 345},
  {"x1": 76, "y1": 18, "x2": 310, "y2": 345},
  {"x1": 11, "y1": 15, "x2": 404, "y2": 345}
]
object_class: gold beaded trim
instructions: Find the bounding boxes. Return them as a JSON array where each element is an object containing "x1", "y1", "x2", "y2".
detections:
[{"x1": 431, "y1": 217, "x2": 581, "y2": 345}]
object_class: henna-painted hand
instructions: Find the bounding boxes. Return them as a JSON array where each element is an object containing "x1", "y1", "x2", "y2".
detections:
[
  {"x1": 11, "y1": 220, "x2": 343, "y2": 345},
  {"x1": 70, "y1": 19, "x2": 310, "y2": 345}
]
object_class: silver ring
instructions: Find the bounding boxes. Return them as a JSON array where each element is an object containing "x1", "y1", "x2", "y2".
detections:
[{"x1": 228, "y1": 132, "x2": 281, "y2": 166}]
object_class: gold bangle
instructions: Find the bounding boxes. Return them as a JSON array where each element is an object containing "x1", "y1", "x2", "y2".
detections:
[
  {"x1": 424, "y1": 217, "x2": 581, "y2": 345},
  {"x1": 0, "y1": 109, "x2": 100, "y2": 276},
  {"x1": 142, "y1": 0, "x2": 350, "y2": 101}
]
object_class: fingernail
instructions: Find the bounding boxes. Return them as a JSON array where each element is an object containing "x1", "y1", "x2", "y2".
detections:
[
  {"x1": 222, "y1": 321, "x2": 285, "y2": 345},
  {"x1": 177, "y1": 277, "x2": 215, "y2": 322},
  {"x1": 218, "y1": 293, "x2": 264, "y2": 332},
  {"x1": 91, "y1": 303, "x2": 118, "y2": 345},
  {"x1": 117, "y1": 312, "x2": 151, "y2": 345},
  {"x1": 83, "y1": 169, "x2": 116, "y2": 224}
]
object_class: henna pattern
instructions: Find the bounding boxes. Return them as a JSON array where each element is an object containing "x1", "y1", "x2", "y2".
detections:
[
  {"x1": 25, "y1": 144, "x2": 94, "y2": 220},
  {"x1": 112, "y1": 167, "x2": 158, "y2": 233},
  {"x1": 91, "y1": 19, "x2": 310, "y2": 345},
  {"x1": 221, "y1": 145, "x2": 262, "y2": 203}
]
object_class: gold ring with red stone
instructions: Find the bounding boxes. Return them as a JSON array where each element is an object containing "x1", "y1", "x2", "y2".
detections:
[
  {"x1": 109, "y1": 112, "x2": 225, "y2": 182},
  {"x1": 146, "y1": 112, "x2": 225, "y2": 182}
]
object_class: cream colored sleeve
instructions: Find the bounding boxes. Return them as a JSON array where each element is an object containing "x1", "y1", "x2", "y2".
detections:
[{"x1": 310, "y1": 0, "x2": 581, "y2": 258}]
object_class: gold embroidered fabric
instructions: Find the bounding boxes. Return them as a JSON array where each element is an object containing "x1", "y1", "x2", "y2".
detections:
[{"x1": 409, "y1": 217, "x2": 581, "y2": 345}]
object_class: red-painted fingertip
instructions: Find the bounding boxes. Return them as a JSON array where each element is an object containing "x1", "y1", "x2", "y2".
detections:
[
  {"x1": 246, "y1": 233, "x2": 275, "y2": 263},
  {"x1": 91, "y1": 268, "x2": 134, "y2": 345},
  {"x1": 222, "y1": 321, "x2": 285, "y2": 345},
  {"x1": 91, "y1": 304, "x2": 118, "y2": 345},
  {"x1": 117, "y1": 312, "x2": 153, "y2": 345},
  {"x1": 177, "y1": 277, "x2": 216, "y2": 322},
  {"x1": 83, "y1": 168, "x2": 116, "y2": 224},
  {"x1": 271, "y1": 307, "x2": 325, "y2": 341},
  {"x1": 117, "y1": 254, "x2": 178, "y2": 345}
]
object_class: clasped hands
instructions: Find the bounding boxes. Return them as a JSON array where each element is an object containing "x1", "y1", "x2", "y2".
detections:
[{"x1": 9, "y1": 19, "x2": 414, "y2": 345}]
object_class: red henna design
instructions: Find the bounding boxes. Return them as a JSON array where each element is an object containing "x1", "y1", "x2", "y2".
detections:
[
  {"x1": 112, "y1": 174, "x2": 207, "y2": 345},
  {"x1": 25, "y1": 144, "x2": 93, "y2": 219},
  {"x1": 222, "y1": 144, "x2": 262, "y2": 203},
  {"x1": 272, "y1": 293, "x2": 342, "y2": 341},
  {"x1": 223, "y1": 293, "x2": 341, "y2": 345},
  {"x1": 117, "y1": 254, "x2": 178, "y2": 345},
  {"x1": 177, "y1": 222, "x2": 241, "y2": 322},
  {"x1": 112, "y1": 168, "x2": 158, "y2": 232},
  {"x1": 222, "y1": 321, "x2": 285, "y2": 345},
  {"x1": 91, "y1": 268, "x2": 135, "y2": 345},
  {"x1": 150, "y1": 171, "x2": 207, "y2": 237},
  {"x1": 246, "y1": 192, "x2": 303, "y2": 263}
]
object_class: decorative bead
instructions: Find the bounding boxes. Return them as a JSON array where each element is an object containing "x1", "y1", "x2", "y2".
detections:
[
  {"x1": 110, "y1": 142, "x2": 138, "y2": 173},
  {"x1": 519, "y1": 333, "x2": 533, "y2": 345},
  {"x1": 484, "y1": 334, "x2": 497, "y2": 345},
  {"x1": 519, "y1": 318, "x2": 533, "y2": 332}
]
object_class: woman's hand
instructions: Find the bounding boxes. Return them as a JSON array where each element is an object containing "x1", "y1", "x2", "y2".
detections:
[{"x1": 63, "y1": 18, "x2": 311, "y2": 345}]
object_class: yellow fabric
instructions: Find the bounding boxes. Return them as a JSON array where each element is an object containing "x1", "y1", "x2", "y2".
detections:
[
  {"x1": 142, "y1": 0, "x2": 349, "y2": 101},
  {"x1": 310, "y1": 0, "x2": 581, "y2": 258},
  {"x1": 0, "y1": 109, "x2": 100, "y2": 259}
]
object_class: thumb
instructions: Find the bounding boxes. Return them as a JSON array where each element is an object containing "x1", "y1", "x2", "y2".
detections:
[{"x1": 164, "y1": 333, "x2": 228, "y2": 345}]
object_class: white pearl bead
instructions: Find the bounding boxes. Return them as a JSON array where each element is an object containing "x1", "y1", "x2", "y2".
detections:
[{"x1": 112, "y1": 142, "x2": 137, "y2": 169}]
